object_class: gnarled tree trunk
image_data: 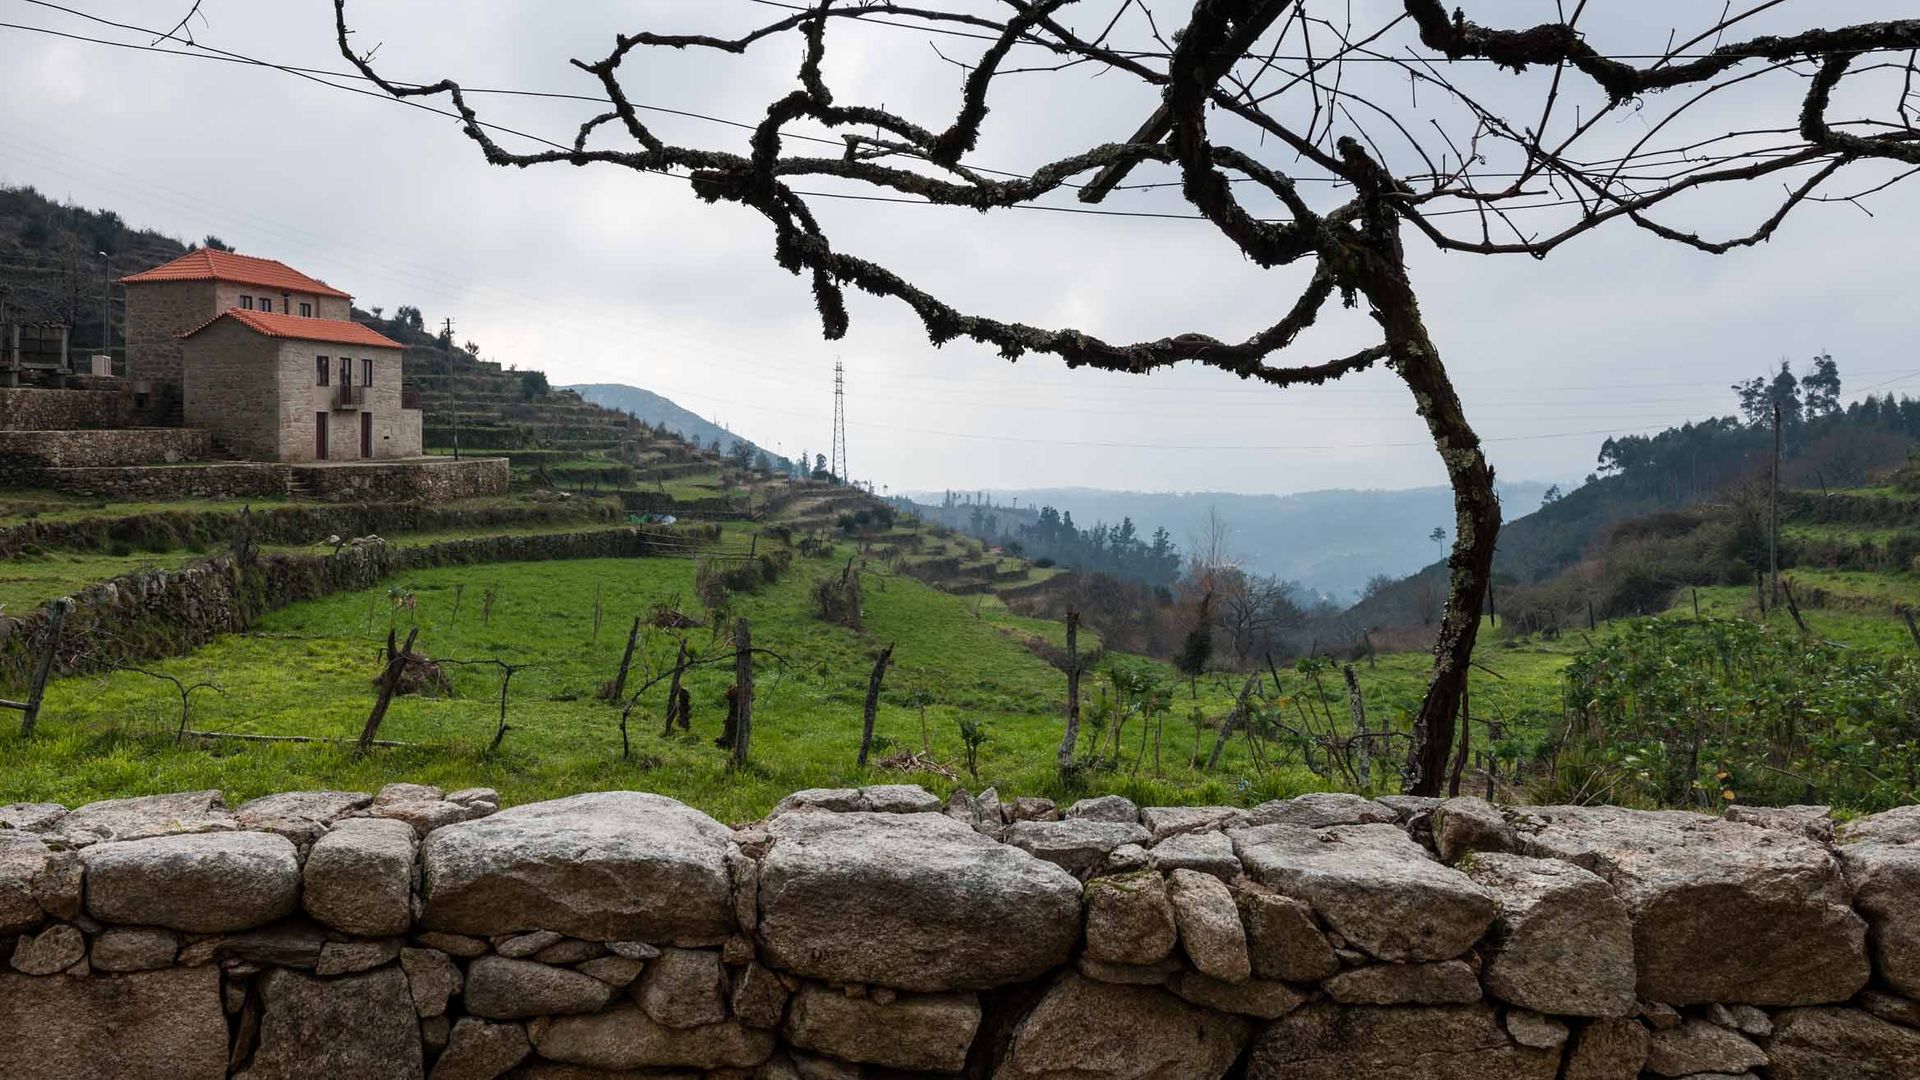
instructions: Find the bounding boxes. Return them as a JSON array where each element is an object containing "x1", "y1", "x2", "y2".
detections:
[{"x1": 1347, "y1": 226, "x2": 1501, "y2": 797}]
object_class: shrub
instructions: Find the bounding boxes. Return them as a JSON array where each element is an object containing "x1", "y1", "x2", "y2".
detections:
[{"x1": 1558, "y1": 616, "x2": 1920, "y2": 811}]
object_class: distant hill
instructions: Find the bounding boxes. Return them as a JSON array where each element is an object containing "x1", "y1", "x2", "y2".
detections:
[
  {"x1": 565, "y1": 383, "x2": 785, "y2": 468},
  {"x1": 905, "y1": 483, "x2": 1556, "y2": 599}
]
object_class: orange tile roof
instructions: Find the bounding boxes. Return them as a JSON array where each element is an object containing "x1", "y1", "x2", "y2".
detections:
[
  {"x1": 118, "y1": 249, "x2": 352, "y2": 299},
  {"x1": 181, "y1": 309, "x2": 404, "y2": 350}
]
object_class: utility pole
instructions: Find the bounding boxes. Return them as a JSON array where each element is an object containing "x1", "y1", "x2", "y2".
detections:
[
  {"x1": 444, "y1": 317, "x2": 460, "y2": 460},
  {"x1": 97, "y1": 250, "x2": 111, "y2": 371},
  {"x1": 830, "y1": 359, "x2": 848, "y2": 485},
  {"x1": 1769, "y1": 400, "x2": 1781, "y2": 606}
]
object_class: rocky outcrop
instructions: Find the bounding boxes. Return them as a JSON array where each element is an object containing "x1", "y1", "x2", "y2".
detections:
[{"x1": 0, "y1": 786, "x2": 1914, "y2": 1079}]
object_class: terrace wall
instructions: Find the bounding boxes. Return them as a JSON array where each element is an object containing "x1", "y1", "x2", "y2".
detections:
[
  {"x1": 290, "y1": 458, "x2": 508, "y2": 502},
  {"x1": 0, "y1": 787, "x2": 1914, "y2": 1079},
  {"x1": 0, "y1": 428, "x2": 208, "y2": 469},
  {"x1": 0, "y1": 387, "x2": 132, "y2": 431},
  {"x1": 0, "y1": 524, "x2": 711, "y2": 676}
]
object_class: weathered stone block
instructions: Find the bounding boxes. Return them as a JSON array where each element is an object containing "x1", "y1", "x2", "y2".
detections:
[
  {"x1": 995, "y1": 973, "x2": 1247, "y2": 1080},
  {"x1": 421, "y1": 792, "x2": 734, "y2": 944},
  {"x1": 756, "y1": 811, "x2": 1080, "y2": 991},
  {"x1": 529, "y1": 1005, "x2": 776, "y2": 1070},
  {"x1": 634, "y1": 947, "x2": 729, "y2": 1029},
  {"x1": 1766, "y1": 1007, "x2": 1920, "y2": 1080},
  {"x1": 785, "y1": 983, "x2": 980, "y2": 1071},
  {"x1": 1166, "y1": 868, "x2": 1250, "y2": 983},
  {"x1": 83, "y1": 831, "x2": 299, "y2": 933},
  {"x1": 303, "y1": 817, "x2": 416, "y2": 937},
  {"x1": 1321, "y1": 960, "x2": 1482, "y2": 1005},
  {"x1": 1083, "y1": 871, "x2": 1177, "y2": 966},
  {"x1": 241, "y1": 967, "x2": 423, "y2": 1080},
  {"x1": 0, "y1": 968, "x2": 227, "y2": 1079},
  {"x1": 1504, "y1": 805, "x2": 1868, "y2": 1004},
  {"x1": 1461, "y1": 851, "x2": 1636, "y2": 1017},
  {"x1": 1231, "y1": 823, "x2": 1496, "y2": 962},
  {"x1": 1246, "y1": 1002, "x2": 1560, "y2": 1080},
  {"x1": 464, "y1": 956, "x2": 612, "y2": 1019},
  {"x1": 1006, "y1": 819, "x2": 1150, "y2": 874}
]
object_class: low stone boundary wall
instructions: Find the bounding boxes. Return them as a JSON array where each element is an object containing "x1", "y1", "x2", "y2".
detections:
[
  {"x1": 0, "y1": 786, "x2": 1914, "y2": 1079},
  {"x1": 0, "y1": 387, "x2": 131, "y2": 431},
  {"x1": 38, "y1": 462, "x2": 288, "y2": 500},
  {"x1": 0, "y1": 428, "x2": 209, "y2": 469},
  {"x1": 0, "y1": 498, "x2": 621, "y2": 559},
  {"x1": 291, "y1": 458, "x2": 509, "y2": 502},
  {"x1": 0, "y1": 524, "x2": 709, "y2": 677}
]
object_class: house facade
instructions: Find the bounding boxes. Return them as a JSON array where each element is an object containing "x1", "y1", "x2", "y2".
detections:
[
  {"x1": 180, "y1": 309, "x2": 418, "y2": 462},
  {"x1": 121, "y1": 250, "x2": 353, "y2": 412}
]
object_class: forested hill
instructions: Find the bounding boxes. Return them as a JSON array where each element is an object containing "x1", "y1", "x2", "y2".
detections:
[
  {"x1": 565, "y1": 383, "x2": 784, "y2": 467},
  {"x1": 1344, "y1": 361, "x2": 1920, "y2": 631},
  {"x1": 907, "y1": 483, "x2": 1554, "y2": 599}
]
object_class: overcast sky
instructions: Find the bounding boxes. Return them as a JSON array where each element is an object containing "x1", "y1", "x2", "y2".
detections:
[{"x1": 5, "y1": 1, "x2": 1918, "y2": 497}]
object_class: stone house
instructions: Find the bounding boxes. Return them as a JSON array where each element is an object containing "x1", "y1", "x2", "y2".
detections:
[
  {"x1": 120, "y1": 249, "x2": 353, "y2": 416},
  {"x1": 179, "y1": 308, "x2": 419, "y2": 462}
]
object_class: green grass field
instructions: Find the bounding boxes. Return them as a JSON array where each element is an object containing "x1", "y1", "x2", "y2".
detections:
[
  {"x1": 1, "y1": 543, "x2": 1408, "y2": 820},
  {"x1": 10, "y1": 470, "x2": 1920, "y2": 819}
]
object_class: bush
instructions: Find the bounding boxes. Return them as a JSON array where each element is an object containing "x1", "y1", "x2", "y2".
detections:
[{"x1": 1559, "y1": 616, "x2": 1920, "y2": 811}]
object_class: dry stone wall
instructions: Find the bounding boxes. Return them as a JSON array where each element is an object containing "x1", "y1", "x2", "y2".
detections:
[
  {"x1": 0, "y1": 786, "x2": 1916, "y2": 1079},
  {"x1": 0, "y1": 524, "x2": 710, "y2": 677},
  {"x1": 0, "y1": 388, "x2": 132, "y2": 431},
  {"x1": 0, "y1": 428, "x2": 210, "y2": 469},
  {"x1": 289, "y1": 458, "x2": 509, "y2": 502}
]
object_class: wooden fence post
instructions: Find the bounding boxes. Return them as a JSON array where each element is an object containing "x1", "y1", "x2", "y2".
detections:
[
  {"x1": 663, "y1": 640, "x2": 689, "y2": 738},
  {"x1": 856, "y1": 642, "x2": 895, "y2": 766},
  {"x1": 731, "y1": 618, "x2": 753, "y2": 770},
  {"x1": 15, "y1": 598, "x2": 69, "y2": 738},
  {"x1": 360, "y1": 626, "x2": 419, "y2": 753},
  {"x1": 1342, "y1": 664, "x2": 1370, "y2": 788},
  {"x1": 609, "y1": 617, "x2": 642, "y2": 702},
  {"x1": 1057, "y1": 610, "x2": 1081, "y2": 777}
]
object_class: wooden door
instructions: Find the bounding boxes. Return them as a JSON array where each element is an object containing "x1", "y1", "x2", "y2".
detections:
[
  {"x1": 315, "y1": 412, "x2": 328, "y2": 460},
  {"x1": 361, "y1": 412, "x2": 373, "y2": 459}
]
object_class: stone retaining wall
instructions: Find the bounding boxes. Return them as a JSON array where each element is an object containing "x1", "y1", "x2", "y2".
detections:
[
  {"x1": 0, "y1": 499, "x2": 620, "y2": 559},
  {"x1": 38, "y1": 462, "x2": 288, "y2": 500},
  {"x1": 0, "y1": 524, "x2": 711, "y2": 678},
  {"x1": 0, "y1": 387, "x2": 132, "y2": 431},
  {"x1": 291, "y1": 458, "x2": 509, "y2": 502},
  {"x1": 0, "y1": 786, "x2": 1914, "y2": 1079},
  {"x1": 0, "y1": 428, "x2": 210, "y2": 469}
]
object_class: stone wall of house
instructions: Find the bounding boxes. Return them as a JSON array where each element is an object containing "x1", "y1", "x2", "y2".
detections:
[
  {"x1": 0, "y1": 429, "x2": 210, "y2": 471},
  {"x1": 290, "y1": 458, "x2": 509, "y2": 502},
  {"x1": 0, "y1": 787, "x2": 1914, "y2": 1079},
  {"x1": 124, "y1": 279, "x2": 218, "y2": 396},
  {"x1": 182, "y1": 321, "x2": 285, "y2": 460},
  {"x1": 284, "y1": 343, "x2": 411, "y2": 462},
  {"x1": 0, "y1": 388, "x2": 132, "y2": 431}
]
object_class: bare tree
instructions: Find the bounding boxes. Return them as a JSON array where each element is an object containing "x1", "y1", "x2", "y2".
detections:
[{"x1": 336, "y1": 1, "x2": 1920, "y2": 793}]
